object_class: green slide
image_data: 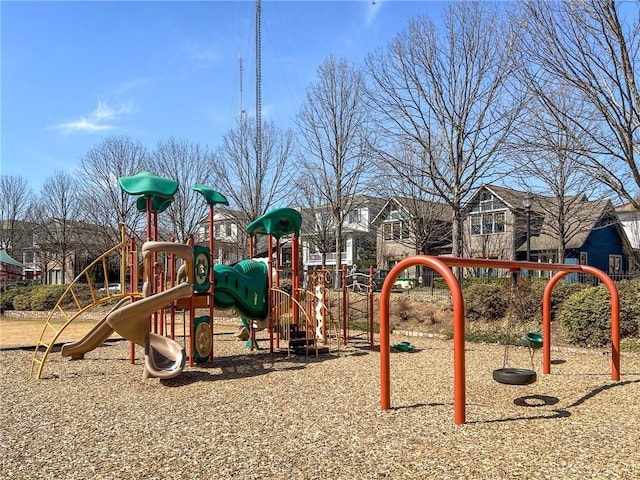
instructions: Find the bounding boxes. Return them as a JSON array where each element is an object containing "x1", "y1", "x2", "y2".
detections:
[{"x1": 213, "y1": 259, "x2": 269, "y2": 321}]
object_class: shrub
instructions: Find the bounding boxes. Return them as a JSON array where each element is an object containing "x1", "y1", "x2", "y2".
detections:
[
  {"x1": 30, "y1": 285, "x2": 67, "y2": 311},
  {"x1": 548, "y1": 281, "x2": 589, "y2": 317},
  {"x1": 558, "y1": 281, "x2": 640, "y2": 347},
  {"x1": 11, "y1": 291, "x2": 33, "y2": 310},
  {"x1": 0, "y1": 288, "x2": 21, "y2": 311},
  {"x1": 3, "y1": 285, "x2": 68, "y2": 311},
  {"x1": 464, "y1": 283, "x2": 508, "y2": 321}
]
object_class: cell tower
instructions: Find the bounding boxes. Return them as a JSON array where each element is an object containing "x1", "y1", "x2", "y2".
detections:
[{"x1": 255, "y1": 0, "x2": 262, "y2": 165}]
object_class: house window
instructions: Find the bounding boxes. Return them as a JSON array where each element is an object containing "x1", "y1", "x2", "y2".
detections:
[
  {"x1": 608, "y1": 255, "x2": 622, "y2": 276},
  {"x1": 470, "y1": 192, "x2": 507, "y2": 235},
  {"x1": 383, "y1": 221, "x2": 410, "y2": 241},
  {"x1": 383, "y1": 222, "x2": 393, "y2": 241},
  {"x1": 471, "y1": 192, "x2": 507, "y2": 213},
  {"x1": 494, "y1": 212, "x2": 505, "y2": 232},
  {"x1": 470, "y1": 212, "x2": 505, "y2": 235},
  {"x1": 579, "y1": 252, "x2": 588, "y2": 265},
  {"x1": 471, "y1": 215, "x2": 481, "y2": 235},
  {"x1": 348, "y1": 209, "x2": 362, "y2": 224}
]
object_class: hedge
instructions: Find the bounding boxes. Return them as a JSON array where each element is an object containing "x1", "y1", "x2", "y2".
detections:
[{"x1": 558, "y1": 280, "x2": 640, "y2": 347}]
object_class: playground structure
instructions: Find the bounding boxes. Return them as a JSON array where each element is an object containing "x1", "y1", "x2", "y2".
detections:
[
  {"x1": 378, "y1": 255, "x2": 622, "y2": 425},
  {"x1": 26, "y1": 172, "x2": 626, "y2": 427},
  {"x1": 30, "y1": 171, "x2": 341, "y2": 380}
]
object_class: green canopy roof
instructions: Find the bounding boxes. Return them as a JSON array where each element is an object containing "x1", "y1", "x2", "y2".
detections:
[
  {"x1": 192, "y1": 184, "x2": 229, "y2": 206},
  {"x1": 245, "y1": 207, "x2": 302, "y2": 239},
  {"x1": 0, "y1": 249, "x2": 26, "y2": 269},
  {"x1": 135, "y1": 195, "x2": 174, "y2": 213},
  {"x1": 118, "y1": 171, "x2": 179, "y2": 198}
]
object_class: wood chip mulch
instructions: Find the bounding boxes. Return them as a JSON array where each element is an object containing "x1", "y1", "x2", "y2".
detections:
[{"x1": 2, "y1": 332, "x2": 639, "y2": 479}]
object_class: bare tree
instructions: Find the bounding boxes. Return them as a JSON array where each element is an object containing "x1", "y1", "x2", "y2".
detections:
[
  {"x1": 152, "y1": 138, "x2": 215, "y2": 242},
  {"x1": 33, "y1": 171, "x2": 82, "y2": 284},
  {"x1": 296, "y1": 55, "x2": 375, "y2": 286},
  {"x1": 510, "y1": 84, "x2": 606, "y2": 262},
  {"x1": 294, "y1": 178, "x2": 336, "y2": 269},
  {"x1": 77, "y1": 135, "x2": 149, "y2": 249},
  {"x1": 365, "y1": 2, "x2": 523, "y2": 262},
  {"x1": 373, "y1": 143, "x2": 452, "y2": 257},
  {"x1": 211, "y1": 115, "x2": 294, "y2": 229},
  {"x1": 517, "y1": 0, "x2": 640, "y2": 207},
  {"x1": 0, "y1": 175, "x2": 33, "y2": 256}
]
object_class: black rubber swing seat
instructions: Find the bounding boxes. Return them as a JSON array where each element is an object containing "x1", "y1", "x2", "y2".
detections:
[{"x1": 492, "y1": 368, "x2": 537, "y2": 385}]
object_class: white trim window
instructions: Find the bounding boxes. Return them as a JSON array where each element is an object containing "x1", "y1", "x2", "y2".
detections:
[{"x1": 470, "y1": 193, "x2": 506, "y2": 235}]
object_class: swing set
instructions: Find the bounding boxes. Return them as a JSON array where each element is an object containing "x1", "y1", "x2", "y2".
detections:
[{"x1": 379, "y1": 256, "x2": 621, "y2": 425}]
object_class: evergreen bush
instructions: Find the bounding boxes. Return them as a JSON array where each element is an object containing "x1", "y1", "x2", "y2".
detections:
[
  {"x1": 30, "y1": 285, "x2": 67, "y2": 311},
  {"x1": 464, "y1": 283, "x2": 508, "y2": 321},
  {"x1": 558, "y1": 281, "x2": 640, "y2": 347}
]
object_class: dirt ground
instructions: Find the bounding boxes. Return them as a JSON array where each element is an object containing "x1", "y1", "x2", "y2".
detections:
[{"x1": 0, "y1": 310, "x2": 240, "y2": 349}]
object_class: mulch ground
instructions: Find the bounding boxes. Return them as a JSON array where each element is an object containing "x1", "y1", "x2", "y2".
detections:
[{"x1": 1, "y1": 319, "x2": 639, "y2": 479}]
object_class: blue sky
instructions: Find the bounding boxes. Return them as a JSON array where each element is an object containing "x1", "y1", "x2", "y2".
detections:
[{"x1": 1, "y1": 0, "x2": 442, "y2": 193}]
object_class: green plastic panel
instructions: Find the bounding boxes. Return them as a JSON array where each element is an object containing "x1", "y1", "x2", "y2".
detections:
[
  {"x1": 245, "y1": 207, "x2": 302, "y2": 239},
  {"x1": 118, "y1": 171, "x2": 179, "y2": 198}
]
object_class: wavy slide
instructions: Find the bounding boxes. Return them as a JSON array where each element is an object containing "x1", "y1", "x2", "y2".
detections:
[
  {"x1": 105, "y1": 282, "x2": 192, "y2": 379},
  {"x1": 61, "y1": 297, "x2": 135, "y2": 360}
]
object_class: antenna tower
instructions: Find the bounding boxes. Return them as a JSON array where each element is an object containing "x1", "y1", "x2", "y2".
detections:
[{"x1": 255, "y1": 0, "x2": 262, "y2": 165}]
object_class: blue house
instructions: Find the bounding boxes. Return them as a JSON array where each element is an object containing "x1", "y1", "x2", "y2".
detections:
[{"x1": 464, "y1": 185, "x2": 633, "y2": 277}]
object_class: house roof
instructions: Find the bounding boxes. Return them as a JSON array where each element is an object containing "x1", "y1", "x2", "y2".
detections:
[
  {"x1": 521, "y1": 198, "x2": 614, "y2": 251},
  {"x1": 371, "y1": 196, "x2": 452, "y2": 225},
  {"x1": 616, "y1": 201, "x2": 640, "y2": 214},
  {"x1": 470, "y1": 184, "x2": 625, "y2": 253},
  {"x1": 0, "y1": 249, "x2": 26, "y2": 269}
]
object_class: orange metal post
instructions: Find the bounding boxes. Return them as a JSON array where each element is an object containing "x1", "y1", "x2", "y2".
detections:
[
  {"x1": 208, "y1": 204, "x2": 215, "y2": 362},
  {"x1": 369, "y1": 265, "x2": 374, "y2": 349},
  {"x1": 342, "y1": 264, "x2": 348, "y2": 345},
  {"x1": 380, "y1": 256, "x2": 466, "y2": 424},
  {"x1": 292, "y1": 234, "x2": 300, "y2": 326},
  {"x1": 542, "y1": 271, "x2": 567, "y2": 374}
]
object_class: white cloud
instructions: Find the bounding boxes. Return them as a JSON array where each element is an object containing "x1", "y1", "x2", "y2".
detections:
[
  {"x1": 50, "y1": 99, "x2": 132, "y2": 134},
  {"x1": 52, "y1": 118, "x2": 114, "y2": 133}
]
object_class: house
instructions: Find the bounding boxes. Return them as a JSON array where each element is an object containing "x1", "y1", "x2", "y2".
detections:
[
  {"x1": 464, "y1": 185, "x2": 634, "y2": 276},
  {"x1": 371, "y1": 196, "x2": 452, "y2": 282},
  {"x1": 616, "y1": 200, "x2": 640, "y2": 269},
  {"x1": 300, "y1": 196, "x2": 386, "y2": 271},
  {"x1": 196, "y1": 208, "x2": 249, "y2": 265}
]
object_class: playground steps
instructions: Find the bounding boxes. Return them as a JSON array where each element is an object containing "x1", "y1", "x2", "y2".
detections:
[{"x1": 284, "y1": 328, "x2": 329, "y2": 355}]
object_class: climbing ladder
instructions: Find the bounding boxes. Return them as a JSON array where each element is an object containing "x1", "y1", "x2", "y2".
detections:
[{"x1": 30, "y1": 239, "x2": 140, "y2": 379}]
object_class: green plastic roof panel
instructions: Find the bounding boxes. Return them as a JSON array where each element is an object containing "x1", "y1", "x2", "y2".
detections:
[
  {"x1": 135, "y1": 195, "x2": 174, "y2": 213},
  {"x1": 118, "y1": 171, "x2": 179, "y2": 198},
  {"x1": 192, "y1": 184, "x2": 229, "y2": 206},
  {"x1": 0, "y1": 249, "x2": 26, "y2": 269},
  {"x1": 245, "y1": 207, "x2": 302, "y2": 239}
]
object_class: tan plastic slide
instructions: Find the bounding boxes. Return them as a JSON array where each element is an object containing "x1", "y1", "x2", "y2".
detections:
[
  {"x1": 61, "y1": 297, "x2": 134, "y2": 360},
  {"x1": 106, "y1": 282, "x2": 193, "y2": 379}
]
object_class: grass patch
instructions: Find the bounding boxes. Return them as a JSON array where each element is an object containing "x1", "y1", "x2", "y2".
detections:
[{"x1": 621, "y1": 338, "x2": 640, "y2": 353}]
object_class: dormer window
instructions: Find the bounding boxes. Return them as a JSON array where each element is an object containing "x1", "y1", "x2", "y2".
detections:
[{"x1": 470, "y1": 192, "x2": 506, "y2": 235}]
